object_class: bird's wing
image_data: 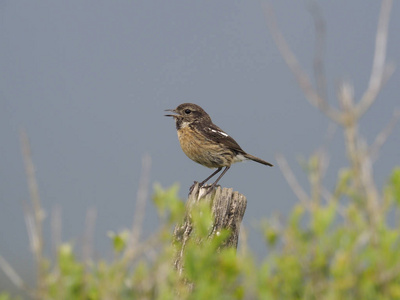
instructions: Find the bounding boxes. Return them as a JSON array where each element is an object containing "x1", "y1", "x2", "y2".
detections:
[{"x1": 197, "y1": 122, "x2": 245, "y2": 153}]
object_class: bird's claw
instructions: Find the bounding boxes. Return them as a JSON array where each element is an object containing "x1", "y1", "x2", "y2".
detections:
[
  {"x1": 189, "y1": 181, "x2": 199, "y2": 195},
  {"x1": 203, "y1": 186, "x2": 214, "y2": 197}
]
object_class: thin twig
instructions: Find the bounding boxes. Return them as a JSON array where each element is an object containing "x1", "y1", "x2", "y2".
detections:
[
  {"x1": 122, "y1": 227, "x2": 166, "y2": 265},
  {"x1": 262, "y1": 1, "x2": 342, "y2": 124},
  {"x1": 356, "y1": 0, "x2": 394, "y2": 118},
  {"x1": 369, "y1": 110, "x2": 400, "y2": 162},
  {"x1": 308, "y1": 148, "x2": 330, "y2": 206},
  {"x1": 20, "y1": 130, "x2": 44, "y2": 255},
  {"x1": 275, "y1": 153, "x2": 311, "y2": 209},
  {"x1": 82, "y1": 207, "x2": 97, "y2": 264},
  {"x1": 0, "y1": 254, "x2": 25, "y2": 290},
  {"x1": 307, "y1": 0, "x2": 328, "y2": 101},
  {"x1": 123, "y1": 154, "x2": 152, "y2": 261},
  {"x1": 20, "y1": 129, "x2": 46, "y2": 294},
  {"x1": 316, "y1": 149, "x2": 330, "y2": 182},
  {"x1": 377, "y1": 260, "x2": 400, "y2": 285},
  {"x1": 23, "y1": 202, "x2": 39, "y2": 258},
  {"x1": 51, "y1": 205, "x2": 62, "y2": 259}
]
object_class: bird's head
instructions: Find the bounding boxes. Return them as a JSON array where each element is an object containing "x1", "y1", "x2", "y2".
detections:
[{"x1": 165, "y1": 103, "x2": 211, "y2": 129}]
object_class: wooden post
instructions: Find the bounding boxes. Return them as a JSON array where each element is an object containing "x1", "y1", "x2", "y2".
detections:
[{"x1": 173, "y1": 183, "x2": 247, "y2": 273}]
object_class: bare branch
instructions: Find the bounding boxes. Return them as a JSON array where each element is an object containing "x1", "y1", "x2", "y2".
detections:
[
  {"x1": 316, "y1": 148, "x2": 330, "y2": 182},
  {"x1": 51, "y1": 205, "x2": 62, "y2": 258},
  {"x1": 20, "y1": 130, "x2": 44, "y2": 251},
  {"x1": 82, "y1": 207, "x2": 97, "y2": 264},
  {"x1": 356, "y1": 0, "x2": 394, "y2": 118},
  {"x1": 121, "y1": 228, "x2": 167, "y2": 265},
  {"x1": 377, "y1": 260, "x2": 400, "y2": 285},
  {"x1": 23, "y1": 203, "x2": 39, "y2": 257},
  {"x1": 337, "y1": 81, "x2": 357, "y2": 127},
  {"x1": 315, "y1": 123, "x2": 336, "y2": 180},
  {"x1": 0, "y1": 254, "x2": 25, "y2": 290},
  {"x1": 307, "y1": 1, "x2": 328, "y2": 101},
  {"x1": 275, "y1": 153, "x2": 311, "y2": 209},
  {"x1": 262, "y1": 1, "x2": 342, "y2": 124},
  {"x1": 20, "y1": 129, "x2": 46, "y2": 293},
  {"x1": 369, "y1": 109, "x2": 400, "y2": 162},
  {"x1": 124, "y1": 154, "x2": 152, "y2": 261}
]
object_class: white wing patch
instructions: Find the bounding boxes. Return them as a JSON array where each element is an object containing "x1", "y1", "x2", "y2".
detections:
[{"x1": 209, "y1": 128, "x2": 228, "y2": 137}]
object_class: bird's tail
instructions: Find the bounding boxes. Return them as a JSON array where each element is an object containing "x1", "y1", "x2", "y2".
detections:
[{"x1": 244, "y1": 153, "x2": 273, "y2": 167}]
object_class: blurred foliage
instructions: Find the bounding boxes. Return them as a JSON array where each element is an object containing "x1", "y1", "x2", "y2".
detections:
[
  {"x1": 260, "y1": 165, "x2": 400, "y2": 300},
  {"x1": 0, "y1": 293, "x2": 20, "y2": 300},
  {"x1": 1, "y1": 0, "x2": 397, "y2": 298},
  {"x1": 2, "y1": 172, "x2": 400, "y2": 299}
]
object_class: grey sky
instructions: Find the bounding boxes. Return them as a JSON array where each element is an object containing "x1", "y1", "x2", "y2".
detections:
[{"x1": 1, "y1": 0, "x2": 399, "y2": 295}]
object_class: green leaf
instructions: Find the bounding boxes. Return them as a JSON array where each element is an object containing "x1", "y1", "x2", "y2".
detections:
[
  {"x1": 152, "y1": 183, "x2": 184, "y2": 222},
  {"x1": 389, "y1": 167, "x2": 400, "y2": 205},
  {"x1": 311, "y1": 201, "x2": 337, "y2": 236},
  {"x1": 107, "y1": 230, "x2": 129, "y2": 253}
]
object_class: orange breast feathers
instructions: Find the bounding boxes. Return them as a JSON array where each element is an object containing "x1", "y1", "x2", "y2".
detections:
[{"x1": 177, "y1": 126, "x2": 231, "y2": 168}]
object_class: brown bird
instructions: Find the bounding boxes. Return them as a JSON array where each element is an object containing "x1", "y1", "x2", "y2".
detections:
[{"x1": 165, "y1": 103, "x2": 273, "y2": 194}]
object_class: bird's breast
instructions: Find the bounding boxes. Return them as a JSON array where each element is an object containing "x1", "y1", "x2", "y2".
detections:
[{"x1": 176, "y1": 126, "x2": 233, "y2": 168}]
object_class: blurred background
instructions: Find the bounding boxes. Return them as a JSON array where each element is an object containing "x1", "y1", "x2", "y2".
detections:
[{"x1": 1, "y1": 0, "x2": 399, "y2": 295}]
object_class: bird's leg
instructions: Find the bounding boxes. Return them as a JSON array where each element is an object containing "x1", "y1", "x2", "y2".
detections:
[
  {"x1": 204, "y1": 166, "x2": 230, "y2": 196},
  {"x1": 199, "y1": 167, "x2": 223, "y2": 187},
  {"x1": 189, "y1": 167, "x2": 222, "y2": 195}
]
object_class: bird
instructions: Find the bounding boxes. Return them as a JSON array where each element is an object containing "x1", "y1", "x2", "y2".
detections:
[{"x1": 165, "y1": 103, "x2": 273, "y2": 195}]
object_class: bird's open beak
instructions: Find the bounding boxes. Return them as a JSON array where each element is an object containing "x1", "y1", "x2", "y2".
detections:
[{"x1": 164, "y1": 109, "x2": 178, "y2": 117}]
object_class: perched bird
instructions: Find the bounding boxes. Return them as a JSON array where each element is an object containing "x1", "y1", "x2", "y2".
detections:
[{"x1": 165, "y1": 103, "x2": 273, "y2": 194}]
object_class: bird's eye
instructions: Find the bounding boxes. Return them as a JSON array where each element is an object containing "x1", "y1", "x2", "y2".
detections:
[{"x1": 184, "y1": 109, "x2": 191, "y2": 114}]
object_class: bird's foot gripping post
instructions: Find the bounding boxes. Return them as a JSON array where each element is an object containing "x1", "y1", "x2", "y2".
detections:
[
  {"x1": 188, "y1": 181, "x2": 199, "y2": 195},
  {"x1": 188, "y1": 182, "x2": 217, "y2": 198},
  {"x1": 173, "y1": 183, "x2": 247, "y2": 273}
]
